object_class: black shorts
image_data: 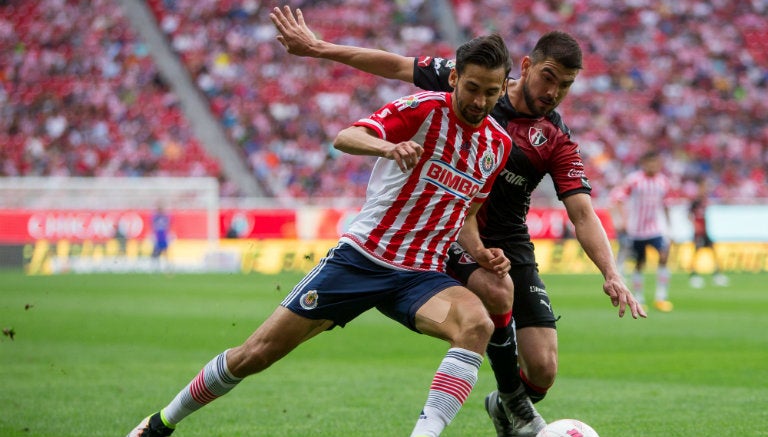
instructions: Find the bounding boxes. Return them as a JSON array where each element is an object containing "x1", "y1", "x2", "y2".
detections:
[
  {"x1": 693, "y1": 233, "x2": 714, "y2": 249},
  {"x1": 446, "y1": 243, "x2": 557, "y2": 329}
]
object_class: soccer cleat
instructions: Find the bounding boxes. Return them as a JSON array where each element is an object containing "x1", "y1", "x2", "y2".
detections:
[
  {"x1": 127, "y1": 412, "x2": 174, "y2": 437},
  {"x1": 485, "y1": 389, "x2": 546, "y2": 437},
  {"x1": 653, "y1": 300, "x2": 674, "y2": 312},
  {"x1": 713, "y1": 274, "x2": 729, "y2": 287},
  {"x1": 689, "y1": 275, "x2": 705, "y2": 289}
]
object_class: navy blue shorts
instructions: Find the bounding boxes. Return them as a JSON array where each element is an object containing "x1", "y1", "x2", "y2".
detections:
[
  {"x1": 630, "y1": 236, "x2": 669, "y2": 263},
  {"x1": 281, "y1": 243, "x2": 461, "y2": 332}
]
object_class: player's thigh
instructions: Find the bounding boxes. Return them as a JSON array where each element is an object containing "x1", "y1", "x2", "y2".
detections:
[
  {"x1": 466, "y1": 266, "x2": 514, "y2": 314},
  {"x1": 414, "y1": 285, "x2": 492, "y2": 352}
]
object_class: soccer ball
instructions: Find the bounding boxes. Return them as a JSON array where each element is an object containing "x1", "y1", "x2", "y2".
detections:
[{"x1": 536, "y1": 418, "x2": 600, "y2": 437}]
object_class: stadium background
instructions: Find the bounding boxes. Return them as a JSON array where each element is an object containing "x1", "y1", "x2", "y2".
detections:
[{"x1": 1, "y1": 0, "x2": 767, "y2": 274}]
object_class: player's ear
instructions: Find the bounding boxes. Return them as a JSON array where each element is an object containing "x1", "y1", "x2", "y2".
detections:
[
  {"x1": 448, "y1": 68, "x2": 458, "y2": 89},
  {"x1": 520, "y1": 56, "x2": 532, "y2": 79}
]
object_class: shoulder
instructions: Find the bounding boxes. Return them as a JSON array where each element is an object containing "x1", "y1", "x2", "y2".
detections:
[
  {"x1": 485, "y1": 116, "x2": 513, "y2": 143},
  {"x1": 545, "y1": 110, "x2": 572, "y2": 138},
  {"x1": 391, "y1": 91, "x2": 448, "y2": 109}
]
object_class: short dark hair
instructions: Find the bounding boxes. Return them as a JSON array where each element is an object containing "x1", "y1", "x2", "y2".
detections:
[
  {"x1": 530, "y1": 31, "x2": 583, "y2": 70},
  {"x1": 640, "y1": 149, "x2": 661, "y2": 161},
  {"x1": 455, "y1": 33, "x2": 512, "y2": 78}
]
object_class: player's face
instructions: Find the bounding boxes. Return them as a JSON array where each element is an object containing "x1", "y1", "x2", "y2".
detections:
[
  {"x1": 449, "y1": 64, "x2": 507, "y2": 126},
  {"x1": 642, "y1": 156, "x2": 662, "y2": 175},
  {"x1": 520, "y1": 57, "x2": 579, "y2": 116}
]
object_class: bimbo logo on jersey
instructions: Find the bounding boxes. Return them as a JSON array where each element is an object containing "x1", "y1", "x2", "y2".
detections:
[{"x1": 422, "y1": 159, "x2": 481, "y2": 201}]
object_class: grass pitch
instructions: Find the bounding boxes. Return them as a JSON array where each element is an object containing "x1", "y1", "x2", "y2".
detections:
[{"x1": 1, "y1": 270, "x2": 767, "y2": 436}]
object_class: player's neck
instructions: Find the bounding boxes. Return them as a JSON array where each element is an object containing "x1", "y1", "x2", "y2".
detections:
[{"x1": 506, "y1": 79, "x2": 534, "y2": 116}]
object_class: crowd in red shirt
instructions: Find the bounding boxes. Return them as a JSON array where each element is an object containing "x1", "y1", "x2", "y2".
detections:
[{"x1": 2, "y1": 0, "x2": 766, "y2": 204}]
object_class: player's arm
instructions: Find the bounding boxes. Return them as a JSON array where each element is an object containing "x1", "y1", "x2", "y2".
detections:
[
  {"x1": 333, "y1": 126, "x2": 422, "y2": 172},
  {"x1": 458, "y1": 202, "x2": 510, "y2": 277},
  {"x1": 563, "y1": 193, "x2": 646, "y2": 319},
  {"x1": 270, "y1": 6, "x2": 414, "y2": 82}
]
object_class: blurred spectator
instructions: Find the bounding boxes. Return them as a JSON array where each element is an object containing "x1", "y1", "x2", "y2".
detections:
[
  {"x1": 2, "y1": 0, "x2": 766, "y2": 204},
  {"x1": 0, "y1": 0, "x2": 221, "y2": 183}
]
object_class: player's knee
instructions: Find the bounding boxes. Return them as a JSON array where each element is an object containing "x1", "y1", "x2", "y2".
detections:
[
  {"x1": 472, "y1": 272, "x2": 513, "y2": 314},
  {"x1": 527, "y1": 355, "x2": 558, "y2": 388},
  {"x1": 457, "y1": 306, "x2": 494, "y2": 347}
]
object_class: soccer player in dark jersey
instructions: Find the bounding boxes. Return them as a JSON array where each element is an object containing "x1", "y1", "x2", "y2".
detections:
[
  {"x1": 128, "y1": 34, "x2": 514, "y2": 437},
  {"x1": 688, "y1": 176, "x2": 729, "y2": 288},
  {"x1": 270, "y1": 6, "x2": 646, "y2": 437}
]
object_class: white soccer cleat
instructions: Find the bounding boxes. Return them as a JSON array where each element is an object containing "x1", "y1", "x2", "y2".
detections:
[
  {"x1": 486, "y1": 388, "x2": 546, "y2": 436},
  {"x1": 689, "y1": 275, "x2": 705, "y2": 289},
  {"x1": 713, "y1": 274, "x2": 729, "y2": 287}
]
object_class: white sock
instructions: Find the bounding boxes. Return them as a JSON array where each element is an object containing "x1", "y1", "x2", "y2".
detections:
[
  {"x1": 632, "y1": 272, "x2": 645, "y2": 304},
  {"x1": 161, "y1": 350, "x2": 243, "y2": 425},
  {"x1": 655, "y1": 267, "x2": 670, "y2": 301},
  {"x1": 410, "y1": 348, "x2": 483, "y2": 437}
]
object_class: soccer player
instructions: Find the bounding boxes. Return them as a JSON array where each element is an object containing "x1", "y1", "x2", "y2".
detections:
[
  {"x1": 612, "y1": 150, "x2": 674, "y2": 312},
  {"x1": 128, "y1": 34, "x2": 514, "y2": 437},
  {"x1": 688, "y1": 176, "x2": 728, "y2": 288},
  {"x1": 270, "y1": 6, "x2": 646, "y2": 437},
  {"x1": 150, "y1": 205, "x2": 171, "y2": 270}
]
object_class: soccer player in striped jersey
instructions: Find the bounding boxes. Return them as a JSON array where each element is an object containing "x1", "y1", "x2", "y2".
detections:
[
  {"x1": 270, "y1": 6, "x2": 646, "y2": 437},
  {"x1": 128, "y1": 34, "x2": 513, "y2": 437},
  {"x1": 612, "y1": 150, "x2": 675, "y2": 312}
]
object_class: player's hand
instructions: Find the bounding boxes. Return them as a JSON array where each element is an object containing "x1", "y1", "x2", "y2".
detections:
[
  {"x1": 473, "y1": 247, "x2": 511, "y2": 278},
  {"x1": 270, "y1": 6, "x2": 318, "y2": 57},
  {"x1": 386, "y1": 141, "x2": 423, "y2": 172},
  {"x1": 603, "y1": 275, "x2": 647, "y2": 319}
]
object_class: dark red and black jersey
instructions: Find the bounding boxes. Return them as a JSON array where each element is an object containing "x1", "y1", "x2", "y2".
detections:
[
  {"x1": 413, "y1": 57, "x2": 592, "y2": 265},
  {"x1": 689, "y1": 197, "x2": 708, "y2": 236}
]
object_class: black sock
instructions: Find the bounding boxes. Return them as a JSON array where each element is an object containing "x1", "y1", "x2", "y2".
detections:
[{"x1": 486, "y1": 322, "x2": 522, "y2": 394}]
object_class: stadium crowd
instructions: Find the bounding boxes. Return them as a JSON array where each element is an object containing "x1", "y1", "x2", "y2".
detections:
[
  {"x1": 2, "y1": 0, "x2": 767, "y2": 204},
  {"x1": 0, "y1": 0, "x2": 221, "y2": 180}
]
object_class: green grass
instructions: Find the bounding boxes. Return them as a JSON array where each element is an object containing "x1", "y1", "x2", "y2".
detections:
[{"x1": 1, "y1": 271, "x2": 767, "y2": 436}]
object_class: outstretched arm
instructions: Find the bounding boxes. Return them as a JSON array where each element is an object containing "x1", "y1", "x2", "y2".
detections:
[
  {"x1": 563, "y1": 193, "x2": 647, "y2": 319},
  {"x1": 270, "y1": 6, "x2": 415, "y2": 82}
]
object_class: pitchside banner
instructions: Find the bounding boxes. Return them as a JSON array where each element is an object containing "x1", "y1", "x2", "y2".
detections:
[
  {"x1": 4, "y1": 206, "x2": 768, "y2": 274},
  {"x1": 0, "y1": 207, "x2": 586, "y2": 244}
]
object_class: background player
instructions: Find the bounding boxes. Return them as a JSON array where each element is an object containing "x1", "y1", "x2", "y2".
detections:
[
  {"x1": 688, "y1": 176, "x2": 729, "y2": 288},
  {"x1": 612, "y1": 150, "x2": 674, "y2": 312},
  {"x1": 150, "y1": 205, "x2": 171, "y2": 270},
  {"x1": 128, "y1": 34, "x2": 513, "y2": 437},
  {"x1": 270, "y1": 6, "x2": 645, "y2": 437}
]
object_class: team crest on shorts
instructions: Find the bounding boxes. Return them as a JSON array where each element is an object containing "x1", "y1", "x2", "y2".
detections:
[
  {"x1": 300, "y1": 290, "x2": 319, "y2": 310},
  {"x1": 479, "y1": 150, "x2": 496, "y2": 177},
  {"x1": 458, "y1": 252, "x2": 477, "y2": 264}
]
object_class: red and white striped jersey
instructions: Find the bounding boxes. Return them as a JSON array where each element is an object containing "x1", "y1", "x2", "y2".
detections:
[
  {"x1": 614, "y1": 170, "x2": 672, "y2": 239},
  {"x1": 340, "y1": 91, "x2": 511, "y2": 272}
]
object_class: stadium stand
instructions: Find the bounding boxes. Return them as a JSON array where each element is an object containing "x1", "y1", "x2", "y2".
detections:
[
  {"x1": 0, "y1": 0, "x2": 222, "y2": 182},
  {"x1": 2, "y1": 0, "x2": 766, "y2": 204}
]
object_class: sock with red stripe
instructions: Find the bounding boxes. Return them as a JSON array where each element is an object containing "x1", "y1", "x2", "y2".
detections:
[
  {"x1": 161, "y1": 350, "x2": 243, "y2": 426},
  {"x1": 519, "y1": 368, "x2": 549, "y2": 404},
  {"x1": 410, "y1": 348, "x2": 483, "y2": 437}
]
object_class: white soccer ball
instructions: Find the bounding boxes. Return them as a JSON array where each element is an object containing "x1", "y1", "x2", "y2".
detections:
[{"x1": 536, "y1": 418, "x2": 600, "y2": 437}]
